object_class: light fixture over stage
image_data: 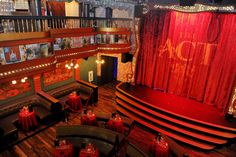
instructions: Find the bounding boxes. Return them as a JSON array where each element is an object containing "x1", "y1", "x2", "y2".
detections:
[{"x1": 153, "y1": 3, "x2": 234, "y2": 12}]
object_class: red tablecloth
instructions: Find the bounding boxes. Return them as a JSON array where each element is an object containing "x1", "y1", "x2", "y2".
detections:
[
  {"x1": 81, "y1": 113, "x2": 97, "y2": 126},
  {"x1": 67, "y1": 93, "x2": 82, "y2": 111},
  {"x1": 53, "y1": 143, "x2": 73, "y2": 157},
  {"x1": 149, "y1": 138, "x2": 169, "y2": 157},
  {"x1": 79, "y1": 146, "x2": 99, "y2": 157},
  {"x1": 106, "y1": 117, "x2": 124, "y2": 133},
  {"x1": 18, "y1": 109, "x2": 38, "y2": 130}
]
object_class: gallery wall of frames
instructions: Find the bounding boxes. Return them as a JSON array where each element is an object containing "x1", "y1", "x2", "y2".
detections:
[{"x1": 0, "y1": 27, "x2": 131, "y2": 102}]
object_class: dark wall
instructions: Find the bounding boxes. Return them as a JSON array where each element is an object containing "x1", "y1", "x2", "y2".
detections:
[{"x1": 80, "y1": 56, "x2": 98, "y2": 84}]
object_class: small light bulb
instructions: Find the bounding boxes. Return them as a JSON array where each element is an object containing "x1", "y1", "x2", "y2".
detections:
[
  {"x1": 12, "y1": 80, "x2": 17, "y2": 84},
  {"x1": 21, "y1": 78, "x2": 26, "y2": 83}
]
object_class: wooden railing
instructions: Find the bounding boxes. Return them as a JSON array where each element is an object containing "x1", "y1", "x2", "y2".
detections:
[{"x1": 0, "y1": 16, "x2": 133, "y2": 33}]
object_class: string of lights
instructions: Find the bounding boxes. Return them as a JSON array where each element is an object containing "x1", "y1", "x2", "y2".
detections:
[{"x1": 153, "y1": 3, "x2": 234, "y2": 12}]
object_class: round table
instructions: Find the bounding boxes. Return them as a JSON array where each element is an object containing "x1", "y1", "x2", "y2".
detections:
[
  {"x1": 81, "y1": 113, "x2": 97, "y2": 126},
  {"x1": 67, "y1": 93, "x2": 82, "y2": 111},
  {"x1": 18, "y1": 108, "x2": 38, "y2": 130},
  {"x1": 106, "y1": 117, "x2": 125, "y2": 133},
  {"x1": 79, "y1": 144, "x2": 99, "y2": 157},
  {"x1": 53, "y1": 143, "x2": 73, "y2": 157},
  {"x1": 149, "y1": 137, "x2": 169, "y2": 157}
]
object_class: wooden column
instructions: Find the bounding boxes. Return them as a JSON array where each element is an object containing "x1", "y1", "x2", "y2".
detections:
[{"x1": 33, "y1": 74, "x2": 42, "y2": 92}]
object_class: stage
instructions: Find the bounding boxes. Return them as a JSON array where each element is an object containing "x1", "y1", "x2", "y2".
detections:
[{"x1": 115, "y1": 82, "x2": 236, "y2": 150}]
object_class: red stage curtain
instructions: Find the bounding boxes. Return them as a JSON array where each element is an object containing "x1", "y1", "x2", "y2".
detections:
[{"x1": 136, "y1": 10, "x2": 236, "y2": 111}]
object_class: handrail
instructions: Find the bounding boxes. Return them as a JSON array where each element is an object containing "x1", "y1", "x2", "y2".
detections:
[
  {"x1": 0, "y1": 16, "x2": 133, "y2": 21},
  {"x1": 0, "y1": 16, "x2": 133, "y2": 33}
]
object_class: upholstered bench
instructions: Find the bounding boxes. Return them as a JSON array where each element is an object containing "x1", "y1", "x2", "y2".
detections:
[
  {"x1": 48, "y1": 81, "x2": 98, "y2": 109},
  {"x1": 49, "y1": 82, "x2": 93, "y2": 106},
  {"x1": 0, "y1": 94, "x2": 61, "y2": 145},
  {"x1": 56, "y1": 125, "x2": 125, "y2": 156},
  {"x1": 96, "y1": 112, "x2": 135, "y2": 135},
  {"x1": 126, "y1": 142, "x2": 149, "y2": 157},
  {"x1": 0, "y1": 112, "x2": 18, "y2": 144}
]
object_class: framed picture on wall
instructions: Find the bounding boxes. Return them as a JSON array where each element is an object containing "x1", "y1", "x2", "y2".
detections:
[
  {"x1": 3, "y1": 46, "x2": 21, "y2": 64},
  {"x1": 88, "y1": 71, "x2": 93, "y2": 83},
  {"x1": 25, "y1": 44, "x2": 40, "y2": 60},
  {"x1": 54, "y1": 38, "x2": 62, "y2": 50},
  {"x1": 0, "y1": 48, "x2": 6, "y2": 65}
]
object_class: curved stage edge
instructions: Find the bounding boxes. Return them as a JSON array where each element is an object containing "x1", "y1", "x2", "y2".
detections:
[{"x1": 115, "y1": 82, "x2": 236, "y2": 150}]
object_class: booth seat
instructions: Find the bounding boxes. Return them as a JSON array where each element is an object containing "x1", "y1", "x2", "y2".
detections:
[
  {"x1": 56, "y1": 125, "x2": 125, "y2": 157},
  {"x1": 48, "y1": 81, "x2": 98, "y2": 107},
  {"x1": 0, "y1": 94, "x2": 62, "y2": 145}
]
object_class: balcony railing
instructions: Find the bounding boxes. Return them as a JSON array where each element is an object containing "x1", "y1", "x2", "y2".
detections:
[{"x1": 0, "y1": 16, "x2": 133, "y2": 33}]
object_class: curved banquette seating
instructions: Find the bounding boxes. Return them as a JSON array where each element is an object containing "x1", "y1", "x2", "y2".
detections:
[
  {"x1": 0, "y1": 93, "x2": 62, "y2": 147},
  {"x1": 47, "y1": 80, "x2": 98, "y2": 107},
  {"x1": 95, "y1": 112, "x2": 135, "y2": 135},
  {"x1": 56, "y1": 125, "x2": 125, "y2": 156},
  {"x1": 115, "y1": 82, "x2": 236, "y2": 150},
  {"x1": 126, "y1": 142, "x2": 149, "y2": 157}
]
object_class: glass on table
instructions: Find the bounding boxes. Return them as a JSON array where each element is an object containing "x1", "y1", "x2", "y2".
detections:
[{"x1": 86, "y1": 143, "x2": 95, "y2": 153}]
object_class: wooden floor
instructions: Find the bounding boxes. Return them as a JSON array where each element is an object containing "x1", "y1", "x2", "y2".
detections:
[{"x1": 0, "y1": 81, "x2": 236, "y2": 157}]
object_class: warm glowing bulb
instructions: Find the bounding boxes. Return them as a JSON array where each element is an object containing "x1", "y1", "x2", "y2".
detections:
[
  {"x1": 21, "y1": 78, "x2": 26, "y2": 83},
  {"x1": 70, "y1": 63, "x2": 74, "y2": 67},
  {"x1": 65, "y1": 64, "x2": 69, "y2": 68},
  {"x1": 96, "y1": 60, "x2": 99, "y2": 64},
  {"x1": 101, "y1": 60, "x2": 105, "y2": 64},
  {"x1": 74, "y1": 64, "x2": 79, "y2": 69},
  {"x1": 12, "y1": 80, "x2": 17, "y2": 84},
  {"x1": 68, "y1": 66, "x2": 71, "y2": 69},
  {"x1": 24, "y1": 77, "x2": 28, "y2": 80},
  {"x1": 74, "y1": 64, "x2": 79, "y2": 68}
]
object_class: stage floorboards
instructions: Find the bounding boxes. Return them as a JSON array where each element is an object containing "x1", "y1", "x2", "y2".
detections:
[{"x1": 0, "y1": 81, "x2": 236, "y2": 157}]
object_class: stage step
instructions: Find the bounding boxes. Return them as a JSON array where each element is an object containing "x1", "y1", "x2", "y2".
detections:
[
  {"x1": 116, "y1": 92, "x2": 236, "y2": 139},
  {"x1": 115, "y1": 84, "x2": 236, "y2": 150},
  {"x1": 116, "y1": 98, "x2": 227, "y2": 145},
  {"x1": 116, "y1": 104, "x2": 216, "y2": 150},
  {"x1": 116, "y1": 85, "x2": 236, "y2": 133}
]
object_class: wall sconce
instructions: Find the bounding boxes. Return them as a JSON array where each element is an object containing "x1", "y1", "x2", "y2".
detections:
[
  {"x1": 65, "y1": 61, "x2": 79, "y2": 69},
  {"x1": 21, "y1": 77, "x2": 28, "y2": 83},
  {"x1": 12, "y1": 77, "x2": 28, "y2": 84},
  {"x1": 96, "y1": 59, "x2": 105, "y2": 64}
]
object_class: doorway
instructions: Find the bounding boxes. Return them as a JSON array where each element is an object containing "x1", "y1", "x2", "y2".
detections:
[{"x1": 100, "y1": 55, "x2": 118, "y2": 85}]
